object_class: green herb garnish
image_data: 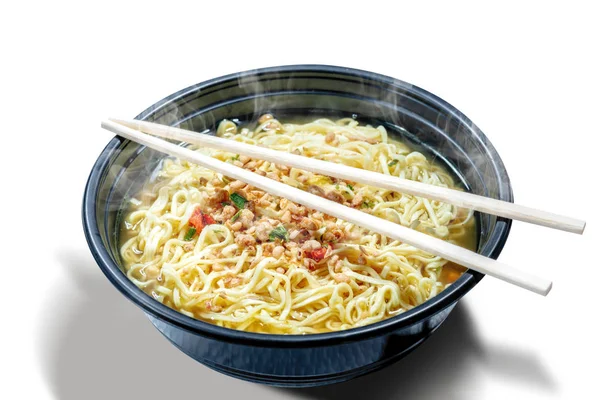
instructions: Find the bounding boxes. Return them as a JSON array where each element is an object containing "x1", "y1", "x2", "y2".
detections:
[
  {"x1": 361, "y1": 200, "x2": 374, "y2": 209},
  {"x1": 231, "y1": 154, "x2": 240, "y2": 161},
  {"x1": 347, "y1": 184, "x2": 354, "y2": 191},
  {"x1": 231, "y1": 210, "x2": 242, "y2": 222},
  {"x1": 388, "y1": 159, "x2": 399, "y2": 167},
  {"x1": 268, "y1": 225, "x2": 289, "y2": 242},
  {"x1": 184, "y1": 227, "x2": 197, "y2": 241},
  {"x1": 230, "y1": 192, "x2": 248, "y2": 209}
]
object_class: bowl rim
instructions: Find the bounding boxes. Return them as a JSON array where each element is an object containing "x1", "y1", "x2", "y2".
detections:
[{"x1": 83, "y1": 64, "x2": 512, "y2": 347}]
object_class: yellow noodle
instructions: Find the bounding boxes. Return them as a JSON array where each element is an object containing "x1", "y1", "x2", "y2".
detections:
[{"x1": 120, "y1": 116, "x2": 477, "y2": 334}]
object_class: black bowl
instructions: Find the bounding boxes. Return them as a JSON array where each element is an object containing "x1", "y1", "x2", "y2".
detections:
[{"x1": 82, "y1": 65, "x2": 512, "y2": 387}]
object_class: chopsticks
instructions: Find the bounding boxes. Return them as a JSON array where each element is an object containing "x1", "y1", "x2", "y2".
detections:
[
  {"x1": 111, "y1": 118, "x2": 586, "y2": 235},
  {"x1": 101, "y1": 119, "x2": 553, "y2": 296}
]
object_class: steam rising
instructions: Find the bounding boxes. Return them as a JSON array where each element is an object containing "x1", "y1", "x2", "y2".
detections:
[{"x1": 98, "y1": 66, "x2": 511, "y2": 260}]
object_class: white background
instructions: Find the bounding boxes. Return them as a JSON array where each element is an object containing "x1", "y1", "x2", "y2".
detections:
[{"x1": 2, "y1": 1, "x2": 598, "y2": 399}]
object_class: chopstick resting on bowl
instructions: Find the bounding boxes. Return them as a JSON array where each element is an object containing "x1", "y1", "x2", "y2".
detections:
[
  {"x1": 110, "y1": 118, "x2": 586, "y2": 235},
  {"x1": 101, "y1": 119, "x2": 553, "y2": 296}
]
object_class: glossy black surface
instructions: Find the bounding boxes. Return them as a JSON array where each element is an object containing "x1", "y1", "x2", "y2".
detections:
[{"x1": 82, "y1": 65, "x2": 513, "y2": 386}]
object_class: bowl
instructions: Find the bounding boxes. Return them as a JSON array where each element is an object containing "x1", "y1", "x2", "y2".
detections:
[{"x1": 82, "y1": 65, "x2": 512, "y2": 387}]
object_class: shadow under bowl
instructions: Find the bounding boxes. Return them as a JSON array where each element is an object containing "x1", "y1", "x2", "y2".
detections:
[{"x1": 82, "y1": 65, "x2": 512, "y2": 387}]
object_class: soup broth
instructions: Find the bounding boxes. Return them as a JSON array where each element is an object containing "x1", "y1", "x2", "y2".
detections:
[{"x1": 119, "y1": 115, "x2": 477, "y2": 334}]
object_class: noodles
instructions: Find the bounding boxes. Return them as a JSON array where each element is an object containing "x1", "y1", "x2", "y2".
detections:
[{"x1": 119, "y1": 115, "x2": 477, "y2": 334}]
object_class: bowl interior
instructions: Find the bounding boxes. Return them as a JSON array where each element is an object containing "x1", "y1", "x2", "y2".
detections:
[{"x1": 87, "y1": 66, "x2": 512, "y2": 341}]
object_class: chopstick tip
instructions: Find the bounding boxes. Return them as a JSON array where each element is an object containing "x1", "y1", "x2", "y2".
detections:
[
  {"x1": 579, "y1": 221, "x2": 587, "y2": 235},
  {"x1": 540, "y1": 281, "x2": 552, "y2": 296}
]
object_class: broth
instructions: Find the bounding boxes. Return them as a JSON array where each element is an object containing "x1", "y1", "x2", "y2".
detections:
[{"x1": 118, "y1": 115, "x2": 477, "y2": 334}]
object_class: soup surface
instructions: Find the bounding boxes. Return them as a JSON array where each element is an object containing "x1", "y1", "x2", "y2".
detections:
[{"x1": 119, "y1": 115, "x2": 477, "y2": 334}]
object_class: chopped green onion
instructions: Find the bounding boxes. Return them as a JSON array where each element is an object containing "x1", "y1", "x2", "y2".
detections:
[
  {"x1": 231, "y1": 210, "x2": 242, "y2": 222},
  {"x1": 361, "y1": 200, "x2": 374, "y2": 209},
  {"x1": 230, "y1": 192, "x2": 248, "y2": 209},
  {"x1": 184, "y1": 227, "x2": 197, "y2": 241},
  {"x1": 231, "y1": 154, "x2": 240, "y2": 161},
  {"x1": 388, "y1": 159, "x2": 399, "y2": 167},
  {"x1": 347, "y1": 184, "x2": 354, "y2": 191},
  {"x1": 269, "y1": 225, "x2": 289, "y2": 242}
]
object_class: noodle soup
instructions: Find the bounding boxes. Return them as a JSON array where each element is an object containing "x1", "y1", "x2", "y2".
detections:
[{"x1": 119, "y1": 115, "x2": 477, "y2": 334}]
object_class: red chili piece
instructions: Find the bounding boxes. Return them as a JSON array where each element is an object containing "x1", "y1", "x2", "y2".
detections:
[{"x1": 307, "y1": 247, "x2": 327, "y2": 261}]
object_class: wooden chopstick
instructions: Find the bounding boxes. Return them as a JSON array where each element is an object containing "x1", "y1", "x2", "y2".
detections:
[
  {"x1": 111, "y1": 118, "x2": 586, "y2": 235},
  {"x1": 102, "y1": 119, "x2": 553, "y2": 296}
]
